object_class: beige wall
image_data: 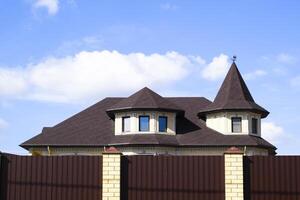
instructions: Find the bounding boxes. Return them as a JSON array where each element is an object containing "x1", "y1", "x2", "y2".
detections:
[
  {"x1": 29, "y1": 146, "x2": 270, "y2": 156},
  {"x1": 115, "y1": 111, "x2": 176, "y2": 135},
  {"x1": 206, "y1": 112, "x2": 261, "y2": 136}
]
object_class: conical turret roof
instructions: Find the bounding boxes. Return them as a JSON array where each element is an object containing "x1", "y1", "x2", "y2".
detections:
[{"x1": 198, "y1": 62, "x2": 269, "y2": 118}]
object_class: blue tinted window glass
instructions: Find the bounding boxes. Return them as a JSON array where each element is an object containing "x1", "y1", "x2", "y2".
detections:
[
  {"x1": 159, "y1": 116, "x2": 168, "y2": 132},
  {"x1": 139, "y1": 116, "x2": 149, "y2": 132}
]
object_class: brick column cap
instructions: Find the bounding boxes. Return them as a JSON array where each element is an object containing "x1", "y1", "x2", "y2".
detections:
[
  {"x1": 224, "y1": 146, "x2": 243, "y2": 154},
  {"x1": 103, "y1": 146, "x2": 122, "y2": 154}
]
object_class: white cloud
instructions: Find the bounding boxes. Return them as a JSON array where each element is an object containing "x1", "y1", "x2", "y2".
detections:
[
  {"x1": 190, "y1": 56, "x2": 206, "y2": 65},
  {"x1": 277, "y1": 53, "x2": 297, "y2": 64},
  {"x1": 262, "y1": 122, "x2": 284, "y2": 144},
  {"x1": 0, "y1": 68, "x2": 27, "y2": 96},
  {"x1": 244, "y1": 69, "x2": 267, "y2": 80},
  {"x1": 0, "y1": 51, "x2": 202, "y2": 103},
  {"x1": 33, "y1": 0, "x2": 59, "y2": 15},
  {"x1": 201, "y1": 54, "x2": 230, "y2": 81}
]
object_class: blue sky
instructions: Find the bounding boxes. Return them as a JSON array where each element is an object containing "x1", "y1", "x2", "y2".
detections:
[{"x1": 0, "y1": 0, "x2": 300, "y2": 154}]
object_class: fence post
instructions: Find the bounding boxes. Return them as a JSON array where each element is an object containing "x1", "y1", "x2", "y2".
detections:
[
  {"x1": 102, "y1": 147, "x2": 122, "y2": 200},
  {"x1": 224, "y1": 147, "x2": 244, "y2": 200}
]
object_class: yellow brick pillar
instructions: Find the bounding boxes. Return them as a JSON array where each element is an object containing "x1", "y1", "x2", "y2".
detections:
[
  {"x1": 224, "y1": 147, "x2": 244, "y2": 200},
  {"x1": 102, "y1": 147, "x2": 122, "y2": 200}
]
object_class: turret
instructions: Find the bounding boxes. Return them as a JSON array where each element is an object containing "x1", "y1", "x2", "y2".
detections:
[{"x1": 198, "y1": 62, "x2": 269, "y2": 136}]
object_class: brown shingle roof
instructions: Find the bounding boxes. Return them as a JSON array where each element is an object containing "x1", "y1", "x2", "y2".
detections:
[
  {"x1": 106, "y1": 87, "x2": 184, "y2": 117},
  {"x1": 198, "y1": 62, "x2": 269, "y2": 118},
  {"x1": 21, "y1": 96, "x2": 275, "y2": 151}
]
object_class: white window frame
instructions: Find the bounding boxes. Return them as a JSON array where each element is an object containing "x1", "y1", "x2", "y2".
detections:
[
  {"x1": 231, "y1": 117, "x2": 242, "y2": 133},
  {"x1": 122, "y1": 116, "x2": 131, "y2": 132}
]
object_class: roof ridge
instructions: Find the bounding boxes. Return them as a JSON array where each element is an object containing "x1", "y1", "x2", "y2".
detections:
[
  {"x1": 143, "y1": 87, "x2": 161, "y2": 107},
  {"x1": 106, "y1": 87, "x2": 184, "y2": 117}
]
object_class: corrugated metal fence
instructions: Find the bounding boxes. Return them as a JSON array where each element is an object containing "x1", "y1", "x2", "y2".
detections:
[
  {"x1": 121, "y1": 155, "x2": 225, "y2": 200},
  {"x1": 244, "y1": 156, "x2": 300, "y2": 200},
  {"x1": 0, "y1": 154, "x2": 102, "y2": 200},
  {"x1": 2, "y1": 153, "x2": 300, "y2": 200}
]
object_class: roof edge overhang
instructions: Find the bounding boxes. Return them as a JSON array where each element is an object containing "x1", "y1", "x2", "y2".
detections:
[
  {"x1": 21, "y1": 143, "x2": 277, "y2": 151},
  {"x1": 106, "y1": 107, "x2": 185, "y2": 118},
  {"x1": 198, "y1": 108, "x2": 269, "y2": 118}
]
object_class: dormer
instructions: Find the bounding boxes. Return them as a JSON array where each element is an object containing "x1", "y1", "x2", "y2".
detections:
[
  {"x1": 198, "y1": 62, "x2": 269, "y2": 136},
  {"x1": 106, "y1": 87, "x2": 184, "y2": 135}
]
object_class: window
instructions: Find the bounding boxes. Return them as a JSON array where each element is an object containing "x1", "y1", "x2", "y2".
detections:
[
  {"x1": 231, "y1": 117, "x2": 242, "y2": 133},
  {"x1": 139, "y1": 115, "x2": 150, "y2": 132},
  {"x1": 252, "y1": 118, "x2": 258, "y2": 134},
  {"x1": 158, "y1": 116, "x2": 168, "y2": 132},
  {"x1": 122, "y1": 116, "x2": 130, "y2": 132}
]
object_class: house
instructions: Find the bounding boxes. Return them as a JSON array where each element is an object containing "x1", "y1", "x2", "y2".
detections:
[{"x1": 21, "y1": 62, "x2": 276, "y2": 156}]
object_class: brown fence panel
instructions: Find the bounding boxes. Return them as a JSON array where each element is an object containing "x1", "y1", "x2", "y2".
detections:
[
  {"x1": 244, "y1": 156, "x2": 300, "y2": 200},
  {"x1": 122, "y1": 155, "x2": 225, "y2": 200},
  {"x1": 0, "y1": 154, "x2": 102, "y2": 200},
  {"x1": 0, "y1": 153, "x2": 5, "y2": 200}
]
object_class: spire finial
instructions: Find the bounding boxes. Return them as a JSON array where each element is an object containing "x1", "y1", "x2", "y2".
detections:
[{"x1": 231, "y1": 55, "x2": 237, "y2": 62}]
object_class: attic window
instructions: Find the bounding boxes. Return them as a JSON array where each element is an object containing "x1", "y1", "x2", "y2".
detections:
[
  {"x1": 122, "y1": 116, "x2": 131, "y2": 132},
  {"x1": 139, "y1": 115, "x2": 150, "y2": 132},
  {"x1": 231, "y1": 117, "x2": 242, "y2": 133},
  {"x1": 252, "y1": 118, "x2": 258, "y2": 134}
]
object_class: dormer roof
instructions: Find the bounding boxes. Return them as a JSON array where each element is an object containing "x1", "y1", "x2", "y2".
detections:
[
  {"x1": 198, "y1": 62, "x2": 269, "y2": 118},
  {"x1": 106, "y1": 87, "x2": 184, "y2": 117}
]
